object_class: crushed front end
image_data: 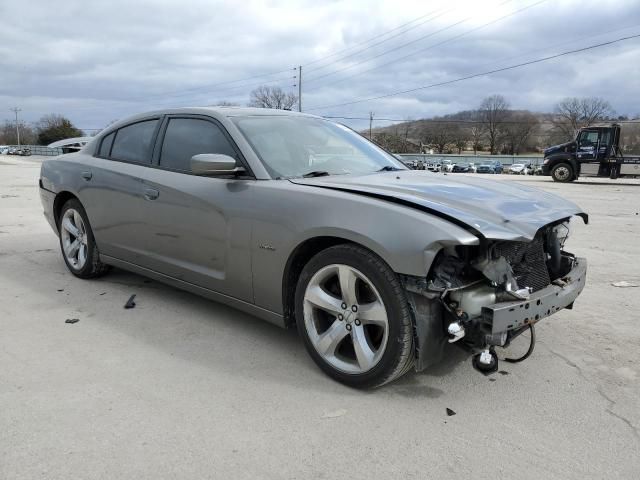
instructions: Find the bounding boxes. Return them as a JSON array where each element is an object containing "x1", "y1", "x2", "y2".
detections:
[{"x1": 406, "y1": 219, "x2": 587, "y2": 374}]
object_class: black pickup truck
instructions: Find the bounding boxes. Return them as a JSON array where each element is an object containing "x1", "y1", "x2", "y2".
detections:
[{"x1": 542, "y1": 122, "x2": 640, "y2": 182}]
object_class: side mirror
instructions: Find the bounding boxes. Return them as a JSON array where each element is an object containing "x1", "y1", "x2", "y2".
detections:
[{"x1": 190, "y1": 154, "x2": 245, "y2": 176}]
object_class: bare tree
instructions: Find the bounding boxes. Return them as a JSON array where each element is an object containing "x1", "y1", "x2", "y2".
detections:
[
  {"x1": 552, "y1": 97, "x2": 614, "y2": 139},
  {"x1": 248, "y1": 86, "x2": 298, "y2": 110},
  {"x1": 0, "y1": 120, "x2": 36, "y2": 145},
  {"x1": 479, "y1": 95, "x2": 510, "y2": 154},
  {"x1": 421, "y1": 122, "x2": 456, "y2": 154},
  {"x1": 502, "y1": 111, "x2": 539, "y2": 155}
]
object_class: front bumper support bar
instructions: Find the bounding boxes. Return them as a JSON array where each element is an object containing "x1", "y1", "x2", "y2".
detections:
[{"x1": 482, "y1": 257, "x2": 587, "y2": 334}]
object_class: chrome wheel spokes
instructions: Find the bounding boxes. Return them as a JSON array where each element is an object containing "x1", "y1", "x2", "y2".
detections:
[
  {"x1": 303, "y1": 264, "x2": 389, "y2": 374},
  {"x1": 61, "y1": 209, "x2": 88, "y2": 270}
]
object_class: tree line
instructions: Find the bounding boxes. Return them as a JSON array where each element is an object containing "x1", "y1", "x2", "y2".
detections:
[
  {"x1": 0, "y1": 114, "x2": 83, "y2": 146},
  {"x1": 372, "y1": 95, "x2": 625, "y2": 155}
]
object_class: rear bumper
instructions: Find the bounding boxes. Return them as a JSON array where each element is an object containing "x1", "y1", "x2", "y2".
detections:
[{"x1": 482, "y1": 257, "x2": 587, "y2": 335}]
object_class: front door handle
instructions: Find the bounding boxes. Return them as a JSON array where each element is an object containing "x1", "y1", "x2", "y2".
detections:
[
  {"x1": 81, "y1": 171, "x2": 92, "y2": 181},
  {"x1": 144, "y1": 188, "x2": 159, "y2": 200}
]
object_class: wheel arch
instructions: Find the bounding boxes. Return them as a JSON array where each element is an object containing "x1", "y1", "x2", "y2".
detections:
[
  {"x1": 53, "y1": 191, "x2": 80, "y2": 230},
  {"x1": 282, "y1": 236, "x2": 387, "y2": 328}
]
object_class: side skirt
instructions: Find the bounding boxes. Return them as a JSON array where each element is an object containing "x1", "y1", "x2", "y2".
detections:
[{"x1": 101, "y1": 254, "x2": 286, "y2": 328}]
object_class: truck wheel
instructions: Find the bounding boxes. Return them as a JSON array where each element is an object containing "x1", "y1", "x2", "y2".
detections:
[{"x1": 551, "y1": 163, "x2": 574, "y2": 182}]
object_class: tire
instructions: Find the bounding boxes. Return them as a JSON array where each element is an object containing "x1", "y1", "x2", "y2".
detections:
[
  {"x1": 57, "y1": 198, "x2": 110, "y2": 279},
  {"x1": 551, "y1": 162, "x2": 574, "y2": 183},
  {"x1": 295, "y1": 244, "x2": 414, "y2": 388}
]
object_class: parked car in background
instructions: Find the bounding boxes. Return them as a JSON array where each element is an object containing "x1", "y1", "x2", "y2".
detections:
[
  {"x1": 509, "y1": 163, "x2": 528, "y2": 175},
  {"x1": 467, "y1": 162, "x2": 477, "y2": 173},
  {"x1": 441, "y1": 159, "x2": 454, "y2": 172},
  {"x1": 476, "y1": 164, "x2": 494, "y2": 174},
  {"x1": 0, "y1": 146, "x2": 9, "y2": 155},
  {"x1": 39, "y1": 107, "x2": 589, "y2": 387},
  {"x1": 451, "y1": 163, "x2": 471, "y2": 173}
]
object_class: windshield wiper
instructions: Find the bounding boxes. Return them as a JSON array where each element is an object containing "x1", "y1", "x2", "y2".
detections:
[
  {"x1": 302, "y1": 170, "x2": 331, "y2": 178},
  {"x1": 377, "y1": 166, "x2": 402, "y2": 172}
]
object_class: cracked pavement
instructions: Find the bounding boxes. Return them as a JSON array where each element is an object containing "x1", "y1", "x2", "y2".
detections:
[{"x1": 1, "y1": 156, "x2": 639, "y2": 479}]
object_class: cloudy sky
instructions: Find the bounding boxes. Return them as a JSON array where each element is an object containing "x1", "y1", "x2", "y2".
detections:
[{"x1": 1, "y1": 0, "x2": 639, "y2": 133}]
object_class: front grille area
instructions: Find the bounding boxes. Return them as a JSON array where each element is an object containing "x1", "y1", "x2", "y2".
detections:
[{"x1": 493, "y1": 236, "x2": 551, "y2": 292}]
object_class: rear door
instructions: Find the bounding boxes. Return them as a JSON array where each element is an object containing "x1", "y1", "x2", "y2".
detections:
[
  {"x1": 134, "y1": 115, "x2": 255, "y2": 302},
  {"x1": 80, "y1": 117, "x2": 162, "y2": 264}
]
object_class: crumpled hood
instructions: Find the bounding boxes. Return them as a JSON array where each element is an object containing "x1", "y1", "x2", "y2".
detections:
[{"x1": 290, "y1": 171, "x2": 587, "y2": 241}]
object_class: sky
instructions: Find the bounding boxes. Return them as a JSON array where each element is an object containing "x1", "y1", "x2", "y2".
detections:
[{"x1": 1, "y1": 0, "x2": 639, "y2": 133}]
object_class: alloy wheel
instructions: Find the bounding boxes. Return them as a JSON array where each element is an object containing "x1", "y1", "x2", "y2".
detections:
[
  {"x1": 60, "y1": 208, "x2": 88, "y2": 270},
  {"x1": 303, "y1": 264, "x2": 389, "y2": 374}
]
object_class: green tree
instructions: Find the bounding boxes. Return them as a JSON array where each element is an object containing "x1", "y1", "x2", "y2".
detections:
[{"x1": 36, "y1": 114, "x2": 83, "y2": 145}]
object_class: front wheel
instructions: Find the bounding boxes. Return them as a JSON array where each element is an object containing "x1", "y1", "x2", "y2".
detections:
[
  {"x1": 551, "y1": 162, "x2": 574, "y2": 182},
  {"x1": 295, "y1": 244, "x2": 414, "y2": 388}
]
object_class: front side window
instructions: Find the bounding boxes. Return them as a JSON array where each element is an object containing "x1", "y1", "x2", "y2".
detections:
[
  {"x1": 159, "y1": 118, "x2": 236, "y2": 172},
  {"x1": 110, "y1": 120, "x2": 158, "y2": 164},
  {"x1": 578, "y1": 131, "x2": 599, "y2": 147},
  {"x1": 231, "y1": 116, "x2": 406, "y2": 179}
]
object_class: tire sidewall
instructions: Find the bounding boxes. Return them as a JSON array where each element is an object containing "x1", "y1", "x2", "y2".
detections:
[
  {"x1": 551, "y1": 163, "x2": 573, "y2": 182},
  {"x1": 295, "y1": 245, "x2": 411, "y2": 388},
  {"x1": 58, "y1": 199, "x2": 99, "y2": 278}
]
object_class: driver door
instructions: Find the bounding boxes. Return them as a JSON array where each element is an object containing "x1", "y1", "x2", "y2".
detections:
[
  {"x1": 576, "y1": 129, "x2": 600, "y2": 161},
  {"x1": 133, "y1": 115, "x2": 255, "y2": 302}
]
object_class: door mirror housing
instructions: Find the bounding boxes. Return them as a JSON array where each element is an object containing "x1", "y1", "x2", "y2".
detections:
[{"x1": 190, "y1": 154, "x2": 245, "y2": 176}]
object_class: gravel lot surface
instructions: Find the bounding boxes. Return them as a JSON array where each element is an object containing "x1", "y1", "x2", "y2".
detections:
[{"x1": 1, "y1": 156, "x2": 639, "y2": 479}]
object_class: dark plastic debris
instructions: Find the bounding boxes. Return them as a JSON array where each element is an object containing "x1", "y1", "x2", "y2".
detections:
[
  {"x1": 498, "y1": 370, "x2": 510, "y2": 375},
  {"x1": 124, "y1": 294, "x2": 136, "y2": 309},
  {"x1": 57, "y1": 289, "x2": 64, "y2": 292},
  {"x1": 65, "y1": 318, "x2": 79, "y2": 324},
  {"x1": 446, "y1": 408, "x2": 456, "y2": 416}
]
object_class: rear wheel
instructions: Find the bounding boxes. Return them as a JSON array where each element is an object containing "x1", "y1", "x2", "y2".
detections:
[
  {"x1": 551, "y1": 162, "x2": 574, "y2": 182},
  {"x1": 295, "y1": 244, "x2": 414, "y2": 388},
  {"x1": 58, "y1": 199, "x2": 110, "y2": 278}
]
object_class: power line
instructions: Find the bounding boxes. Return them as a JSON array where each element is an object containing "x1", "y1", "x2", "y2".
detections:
[
  {"x1": 304, "y1": 0, "x2": 543, "y2": 89},
  {"x1": 303, "y1": 7, "x2": 451, "y2": 74},
  {"x1": 307, "y1": 33, "x2": 640, "y2": 112}
]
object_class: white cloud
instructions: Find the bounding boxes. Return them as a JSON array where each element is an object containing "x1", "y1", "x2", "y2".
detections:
[{"x1": 1, "y1": 0, "x2": 638, "y2": 131}]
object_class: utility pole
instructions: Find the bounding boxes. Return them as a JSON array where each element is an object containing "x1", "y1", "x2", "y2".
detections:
[
  {"x1": 369, "y1": 111, "x2": 374, "y2": 140},
  {"x1": 298, "y1": 66, "x2": 302, "y2": 112},
  {"x1": 10, "y1": 107, "x2": 22, "y2": 147}
]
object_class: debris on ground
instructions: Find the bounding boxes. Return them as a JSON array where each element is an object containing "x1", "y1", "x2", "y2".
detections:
[
  {"x1": 124, "y1": 294, "x2": 136, "y2": 309},
  {"x1": 446, "y1": 408, "x2": 456, "y2": 416},
  {"x1": 498, "y1": 370, "x2": 510, "y2": 375},
  {"x1": 65, "y1": 318, "x2": 79, "y2": 324},
  {"x1": 611, "y1": 281, "x2": 638, "y2": 288},
  {"x1": 321, "y1": 409, "x2": 347, "y2": 419},
  {"x1": 57, "y1": 289, "x2": 64, "y2": 292},
  {"x1": 99, "y1": 292, "x2": 106, "y2": 296}
]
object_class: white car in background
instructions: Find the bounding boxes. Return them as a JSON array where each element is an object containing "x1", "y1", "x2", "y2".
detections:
[
  {"x1": 509, "y1": 163, "x2": 528, "y2": 175},
  {"x1": 441, "y1": 159, "x2": 454, "y2": 172}
]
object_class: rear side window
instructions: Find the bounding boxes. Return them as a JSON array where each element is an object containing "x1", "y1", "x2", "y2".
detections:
[
  {"x1": 159, "y1": 118, "x2": 236, "y2": 172},
  {"x1": 98, "y1": 132, "x2": 115, "y2": 157},
  {"x1": 111, "y1": 120, "x2": 158, "y2": 164}
]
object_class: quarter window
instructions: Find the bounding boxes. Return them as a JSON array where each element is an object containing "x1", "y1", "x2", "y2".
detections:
[
  {"x1": 110, "y1": 120, "x2": 158, "y2": 164},
  {"x1": 98, "y1": 132, "x2": 115, "y2": 157},
  {"x1": 159, "y1": 118, "x2": 236, "y2": 172}
]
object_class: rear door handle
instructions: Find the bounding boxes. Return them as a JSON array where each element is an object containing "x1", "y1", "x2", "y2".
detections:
[
  {"x1": 144, "y1": 188, "x2": 159, "y2": 200},
  {"x1": 81, "y1": 171, "x2": 92, "y2": 181}
]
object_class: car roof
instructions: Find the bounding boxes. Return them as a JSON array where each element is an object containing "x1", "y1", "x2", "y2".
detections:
[{"x1": 97, "y1": 107, "x2": 321, "y2": 138}]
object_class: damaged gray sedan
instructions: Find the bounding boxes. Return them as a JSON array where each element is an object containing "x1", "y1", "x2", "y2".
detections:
[{"x1": 39, "y1": 107, "x2": 587, "y2": 388}]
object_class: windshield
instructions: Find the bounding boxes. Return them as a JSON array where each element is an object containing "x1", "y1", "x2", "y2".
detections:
[{"x1": 231, "y1": 115, "x2": 406, "y2": 178}]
